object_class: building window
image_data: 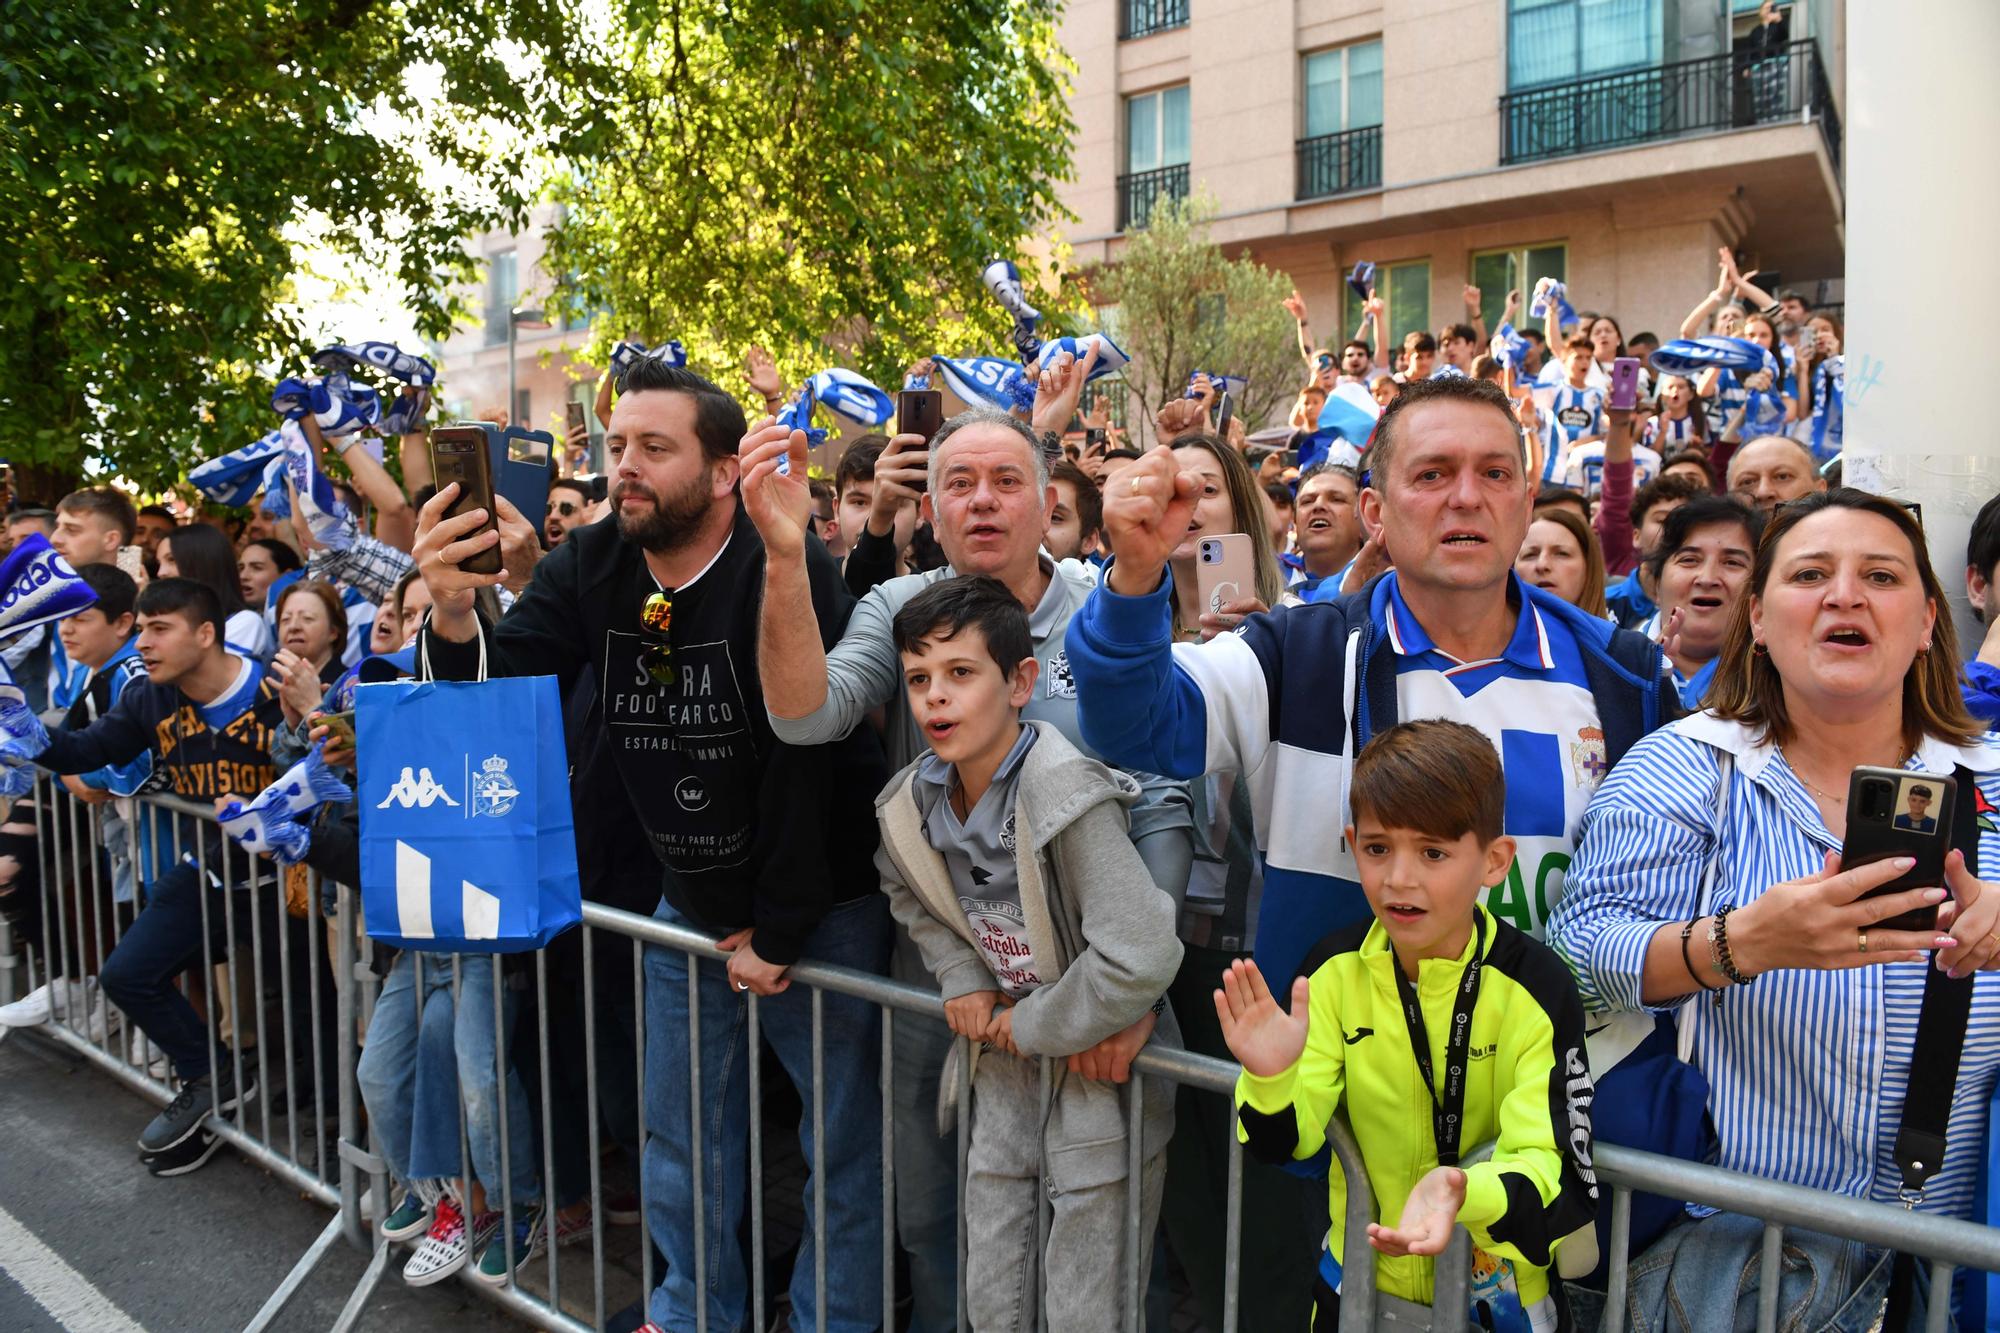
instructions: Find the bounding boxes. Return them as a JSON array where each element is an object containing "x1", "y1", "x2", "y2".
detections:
[
  {"x1": 1120, "y1": 87, "x2": 1191, "y2": 230},
  {"x1": 1120, "y1": 0, "x2": 1188, "y2": 40},
  {"x1": 1469, "y1": 244, "x2": 1568, "y2": 336},
  {"x1": 1342, "y1": 260, "x2": 1432, "y2": 355},
  {"x1": 1303, "y1": 41, "x2": 1383, "y2": 139},
  {"x1": 1507, "y1": 0, "x2": 1661, "y2": 90},
  {"x1": 484, "y1": 251, "x2": 518, "y2": 347},
  {"x1": 1298, "y1": 41, "x2": 1384, "y2": 199}
]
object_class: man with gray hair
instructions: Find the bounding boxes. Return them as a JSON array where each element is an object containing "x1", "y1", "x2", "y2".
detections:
[
  {"x1": 1727, "y1": 434, "x2": 1826, "y2": 513},
  {"x1": 739, "y1": 351, "x2": 1193, "y2": 1333}
]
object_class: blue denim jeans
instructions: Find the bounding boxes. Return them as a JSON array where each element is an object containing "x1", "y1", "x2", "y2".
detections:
[
  {"x1": 356, "y1": 951, "x2": 539, "y2": 1204},
  {"x1": 1566, "y1": 1211, "x2": 1944, "y2": 1333},
  {"x1": 98, "y1": 856, "x2": 233, "y2": 1081},
  {"x1": 641, "y1": 896, "x2": 891, "y2": 1333}
]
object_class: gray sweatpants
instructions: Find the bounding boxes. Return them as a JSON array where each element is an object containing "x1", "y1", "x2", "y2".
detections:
[{"x1": 965, "y1": 1049, "x2": 1168, "y2": 1333}]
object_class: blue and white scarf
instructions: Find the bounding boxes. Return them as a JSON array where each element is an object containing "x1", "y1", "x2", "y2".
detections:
[
  {"x1": 271, "y1": 372, "x2": 380, "y2": 438},
  {"x1": 311, "y1": 341, "x2": 436, "y2": 387},
  {"x1": 609, "y1": 338, "x2": 687, "y2": 390},
  {"x1": 259, "y1": 421, "x2": 354, "y2": 550},
  {"x1": 191, "y1": 430, "x2": 288, "y2": 508},
  {"x1": 934, "y1": 355, "x2": 1038, "y2": 415},
  {"x1": 378, "y1": 385, "x2": 432, "y2": 437},
  {"x1": 1036, "y1": 334, "x2": 1129, "y2": 383},
  {"x1": 219, "y1": 744, "x2": 353, "y2": 863},
  {"x1": 775, "y1": 384, "x2": 824, "y2": 449},
  {"x1": 1347, "y1": 260, "x2": 1377, "y2": 304},
  {"x1": 807, "y1": 368, "x2": 894, "y2": 426},
  {"x1": 982, "y1": 257, "x2": 1043, "y2": 360},
  {"x1": 1491, "y1": 322, "x2": 1530, "y2": 370},
  {"x1": 1530, "y1": 277, "x2": 1579, "y2": 330}
]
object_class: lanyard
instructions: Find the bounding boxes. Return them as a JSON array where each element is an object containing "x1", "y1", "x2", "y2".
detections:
[{"x1": 1392, "y1": 914, "x2": 1486, "y2": 1167}]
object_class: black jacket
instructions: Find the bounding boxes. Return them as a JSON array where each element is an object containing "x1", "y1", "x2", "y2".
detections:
[{"x1": 420, "y1": 506, "x2": 886, "y2": 965}]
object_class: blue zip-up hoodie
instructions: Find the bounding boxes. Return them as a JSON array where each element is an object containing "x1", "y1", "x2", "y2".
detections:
[{"x1": 1066, "y1": 568, "x2": 1677, "y2": 989}]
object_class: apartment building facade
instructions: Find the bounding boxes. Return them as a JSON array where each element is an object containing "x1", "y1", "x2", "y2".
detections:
[{"x1": 1059, "y1": 0, "x2": 1844, "y2": 363}]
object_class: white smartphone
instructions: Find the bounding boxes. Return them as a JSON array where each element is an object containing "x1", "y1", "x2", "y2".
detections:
[{"x1": 1195, "y1": 533, "x2": 1257, "y2": 618}]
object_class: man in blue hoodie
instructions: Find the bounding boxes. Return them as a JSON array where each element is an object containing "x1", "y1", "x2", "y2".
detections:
[{"x1": 1068, "y1": 375, "x2": 1678, "y2": 990}]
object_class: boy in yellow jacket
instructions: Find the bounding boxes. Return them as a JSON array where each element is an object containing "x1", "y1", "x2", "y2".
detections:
[{"x1": 1217, "y1": 719, "x2": 1598, "y2": 1331}]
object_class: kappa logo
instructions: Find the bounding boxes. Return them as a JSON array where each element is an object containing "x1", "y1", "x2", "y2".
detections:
[
  {"x1": 469, "y1": 755, "x2": 519, "y2": 819},
  {"x1": 377, "y1": 767, "x2": 459, "y2": 810},
  {"x1": 674, "y1": 776, "x2": 709, "y2": 812}
]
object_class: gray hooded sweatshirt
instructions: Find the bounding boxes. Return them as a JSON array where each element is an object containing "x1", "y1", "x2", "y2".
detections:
[{"x1": 875, "y1": 720, "x2": 1183, "y2": 1184}]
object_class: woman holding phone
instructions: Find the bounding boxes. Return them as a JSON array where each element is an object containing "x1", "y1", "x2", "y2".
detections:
[
  {"x1": 1156, "y1": 432, "x2": 1285, "y2": 641},
  {"x1": 1548, "y1": 489, "x2": 2000, "y2": 1327}
]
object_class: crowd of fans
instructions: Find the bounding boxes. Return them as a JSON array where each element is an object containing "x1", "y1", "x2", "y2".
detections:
[{"x1": 0, "y1": 250, "x2": 1996, "y2": 1333}]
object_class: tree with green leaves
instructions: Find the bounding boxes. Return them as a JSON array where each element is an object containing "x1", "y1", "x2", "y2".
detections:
[
  {"x1": 0, "y1": 0, "x2": 575, "y2": 500},
  {"x1": 540, "y1": 0, "x2": 1076, "y2": 403},
  {"x1": 1089, "y1": 195, "x2": 1298, "y2": 446}
]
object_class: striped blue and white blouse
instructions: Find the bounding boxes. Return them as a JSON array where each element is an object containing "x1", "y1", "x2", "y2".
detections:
[{"x1": 1548, "y1": 711, "x2": 2000, "y2": 1220}]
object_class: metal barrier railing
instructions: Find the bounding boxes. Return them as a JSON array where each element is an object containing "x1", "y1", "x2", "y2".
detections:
[{"x1": 4, "y1": 776, "x2": 1997, "y2": 1333}]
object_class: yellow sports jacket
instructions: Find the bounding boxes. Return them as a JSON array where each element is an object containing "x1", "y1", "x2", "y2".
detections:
[{"x1": 1234, "y1": 906, "x2": 1598, "y2": 1309}]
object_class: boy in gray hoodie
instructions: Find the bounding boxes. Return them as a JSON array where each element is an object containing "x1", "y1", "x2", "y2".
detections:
[{"x1": 876, "y1": 575, "x2": 1183, "y2": 1333}]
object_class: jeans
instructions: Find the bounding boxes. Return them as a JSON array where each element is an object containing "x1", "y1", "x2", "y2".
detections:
[
  {"x1": 642, "y1": 895, "x2": 891, "y2": 1333},
  {"x1": 1566, "y1": 1211, "x2": 1941, "y2": 1333},
  {"x1": 355, "y1": 951, "x2": 539, "y2": 1204},
  {"x1": 98, "y1": 856, "x2": 234, "y2": 1081}
]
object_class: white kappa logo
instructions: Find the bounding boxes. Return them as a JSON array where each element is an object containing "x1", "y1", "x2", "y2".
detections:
[{"x1": 376, "y1": 767, "x2": 460, "y2": 810}]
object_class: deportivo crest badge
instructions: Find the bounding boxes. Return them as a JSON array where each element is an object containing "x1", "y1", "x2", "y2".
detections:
[
  {"x1": 1044, "y1": 649, "x2": 1076, "y2": 700},
  {"x1": 1571, "y1": 726, "x2": 1608, "y2": 787},
  {"x1": 470, "y1": 754, "x2": 520, "y2": 819}
]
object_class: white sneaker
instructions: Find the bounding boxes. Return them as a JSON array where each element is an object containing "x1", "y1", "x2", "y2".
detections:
[
  {"x1": 85, "y1": 988, "x2": 112, "y2": 1043},
  {"x1": 0, "y1": 981, "x2": 53, "y2": 1026}
]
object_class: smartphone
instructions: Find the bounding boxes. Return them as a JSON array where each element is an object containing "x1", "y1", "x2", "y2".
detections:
[
  {"x1": 565, "y1": 400, "x2": 588, "y2": 438},
  {"x1": 428, "y1": 425, "x2": 504, "y2": 575},
  {"x1": 1216, "y1": 390, "x2": 1235, "y2": 437},
  {"x1": 115, "y1": 545, "x2": 146, "y2": 581},
  {"x1": 1084, "y1": 426, "x2": 1108, "y2": 451},
  {"x1": 1842, "y1": 764, "x2": 1956, "y2": 932},
  {"x1": 1194, "y1": 533, "x2": 1257, "y2": 619},
  {"x1": 317, "y1": 709, "x2": 357, "y2": 752},
  {"x1": 898, "y1": 388, "x2": 944, "y2": 444},
  {"x1": 1608, "y1": 356, "x2": 1642, "y2": 412}
]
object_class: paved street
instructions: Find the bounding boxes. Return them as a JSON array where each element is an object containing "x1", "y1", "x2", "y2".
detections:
[{"x1": 0, "y1": 1030, "x2": 521, "y2": 1332}]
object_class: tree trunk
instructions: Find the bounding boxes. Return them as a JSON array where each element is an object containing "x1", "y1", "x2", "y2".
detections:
[{"x1": 12, "y1": 458, "x2": 84, "y2": 508}]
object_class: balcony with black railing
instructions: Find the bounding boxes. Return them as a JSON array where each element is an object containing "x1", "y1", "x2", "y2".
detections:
[
  {"x1": 1498, "y1": 39, "x2": 1841, "y2": 176},
  {"x1": 1296, "y1": 124, "x2": 1382, "y2": 200},
  {"x1": 1117, "y1": 163, "x2": 1189, "y2": 232},
  {"x1": 1120, "y1": 0, "x2": 1188, "y2": 40}
]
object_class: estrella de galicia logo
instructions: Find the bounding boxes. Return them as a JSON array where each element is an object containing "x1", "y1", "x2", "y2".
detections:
[
  {"x1": 674, "y1": 777, "x2": 709, "y2": 812},
  {"x1": 469, "y1": 754, "x2": 520, "y2": 819}
]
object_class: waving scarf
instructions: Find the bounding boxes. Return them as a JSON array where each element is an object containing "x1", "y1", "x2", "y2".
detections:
[
  {"x1": 271, "y1": 372, "x2": 380, "y2": 439},
  {"x1": 191, "y1": 430, "x2": 288, "y2": 507},
  {"x1": 934, "y1": 356, "x2": 1038, "y2": 415},
  {"x1": 1035, "y1": 334, "x2": 1129, "y2": 383},
  {"x1": 609, "y1": 339, "x2": 687, "y2": 391},
  {"x1": 311, "y1": 341, "x2": 436, "y2": 386}
]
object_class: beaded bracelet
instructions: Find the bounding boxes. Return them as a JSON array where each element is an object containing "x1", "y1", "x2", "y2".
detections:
[
  {"x1": 1708, "y1": 904, "x2": 1753, "y2": 987},
  {"x1": 1681, "y1": 918, "x2": 1721, "y2": 992}
]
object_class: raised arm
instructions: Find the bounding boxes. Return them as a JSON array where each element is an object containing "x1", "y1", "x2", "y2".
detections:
[
  {"x1": 1463, "y1": 283, "x2": 1488, "y2": 346},
  {"x1": 1680, "y1": 259, "x2": 1735, "y2": 338},
  {"x1": 1283, "y1": 289, "x2": 1315, "y2": 370},
  {"x1": 1594, "y1": 403, "x2": 1640, "y2": 574}
]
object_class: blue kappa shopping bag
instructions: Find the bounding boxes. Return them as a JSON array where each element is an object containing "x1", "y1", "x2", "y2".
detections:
[{"x1": 355, "y1": 675, "x2": 581, "y2": 952}]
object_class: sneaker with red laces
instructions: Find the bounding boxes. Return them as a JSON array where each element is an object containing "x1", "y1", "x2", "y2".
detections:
[{"x1": 402, "y1": 1196, "x2": 500, "y2": 1287}]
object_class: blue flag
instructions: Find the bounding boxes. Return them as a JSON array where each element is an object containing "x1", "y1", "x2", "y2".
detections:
[
  {"x1": 191, "y1": 429, "x2": 288, "y2": 507},
  {"x1": 1304, "y1": 382, "x2": 1381, "y2": 471}
]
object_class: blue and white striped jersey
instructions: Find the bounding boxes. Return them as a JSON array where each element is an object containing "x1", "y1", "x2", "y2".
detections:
[{"x1": 1549, "y1": 713, "x2": 2000, "y2": 1221}]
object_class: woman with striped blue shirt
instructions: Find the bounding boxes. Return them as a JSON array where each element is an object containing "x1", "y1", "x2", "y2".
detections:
[{"x1": 1549, "y1": 489, "x2": 2000, "y2": 1330}]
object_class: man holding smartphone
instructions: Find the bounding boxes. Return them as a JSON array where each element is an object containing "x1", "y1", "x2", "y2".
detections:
[
  {"x1": 414, "y1": 357, "x2": 892, "y2": 1333},
  {"x1": 740, "y1": 345, "x2": 1196, "y2": 1333}
]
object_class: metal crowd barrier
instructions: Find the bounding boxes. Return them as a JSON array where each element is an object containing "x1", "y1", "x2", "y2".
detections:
[{"x1": 4, "y1": 777, "x2": 1997, "y2": 1333}]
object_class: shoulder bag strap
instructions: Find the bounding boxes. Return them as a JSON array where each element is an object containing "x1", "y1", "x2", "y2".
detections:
[
  {"x1": 1884, "y1": 764, "x2": 1980, "y2": 1328},
  {"x1": 1677, "y1": 750, "x2": 1734, "y2": 1064}
]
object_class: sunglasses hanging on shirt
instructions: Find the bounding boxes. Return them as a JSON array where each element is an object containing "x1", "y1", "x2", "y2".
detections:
[{"x1": 638, "y1": 592, "x2": 675, "y2": 685}]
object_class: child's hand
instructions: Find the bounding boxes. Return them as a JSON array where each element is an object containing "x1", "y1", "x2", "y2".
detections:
[
  {"x1": 986, "y1": 1003, "x2": 1020, "y2": 1056},
  {"x1": 1067, "y1": 1010, "x2": 1156, "y2": 1083},
  {"x1": 943, "y1": 990, "x2": 1002, "y2": 1043},
  {"x1": 1213, "y1": 959, "x2": 1311, "y2": 1078},
  {"x1": 1367, "y1": 1165, "x2": 1467, "y2": 1257}
]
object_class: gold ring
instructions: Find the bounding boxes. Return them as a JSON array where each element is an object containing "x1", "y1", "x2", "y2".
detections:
[
  {"x1": 1128, "y1": 476, "x2": 1143, "y2": 495},
  {"x1": 1858, "y1": 930, "x2": 1868, "y2": 955}
]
